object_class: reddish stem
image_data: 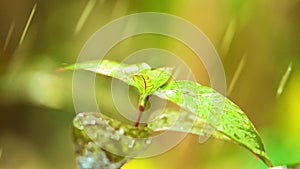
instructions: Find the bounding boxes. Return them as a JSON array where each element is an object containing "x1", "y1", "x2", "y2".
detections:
[{"x1": 134, "y1": 105, "x2": 144, "y2": 127}]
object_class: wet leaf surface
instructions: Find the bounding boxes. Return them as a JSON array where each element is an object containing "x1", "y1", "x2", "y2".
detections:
[
  {"x1": 73, "y1": 112, "x2": 152, "y2": 169},
  {"x1": 154, "y1": 80, "x2": 272, "y2": 166},
  {"x1": 67, "y1": 60, "x2": 272, "y2": 167}
]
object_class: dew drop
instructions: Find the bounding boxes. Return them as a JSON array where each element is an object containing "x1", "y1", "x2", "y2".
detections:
[
  {"x1": 146, "y1": 139, "x2": 152, "y2": 145},
  {"x1": 128, "y1": 140, "x2": 136, "y2": 148},
  {"x1": 118, "y1": 128, "x2": 125, "y2": 135},
  {"x1": 90, "y1": 120, "x2": 96, "y2": 125},
  {"x1": 110, "y1": 133, "x2": 120, "y2": 141}
]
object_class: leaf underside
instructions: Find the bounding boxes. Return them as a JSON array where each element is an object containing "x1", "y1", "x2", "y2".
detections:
[{"x1": 73, "y1": 112, "x2": 152, "y2": 169}]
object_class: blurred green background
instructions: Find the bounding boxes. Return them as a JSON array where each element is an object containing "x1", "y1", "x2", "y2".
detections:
[{"x1": 0, "y1": 0, "x2": 299, "y2": 169}]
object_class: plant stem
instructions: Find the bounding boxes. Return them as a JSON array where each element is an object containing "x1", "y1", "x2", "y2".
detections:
[
  {"x1": 134, "y1": 95, "x2": 149, "y2": 127},
  {"x1": 134, "y1": 105, "x2": 144, "y2": 127}
]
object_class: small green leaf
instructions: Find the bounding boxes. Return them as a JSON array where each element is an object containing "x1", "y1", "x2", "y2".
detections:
[
  {"x1": 133, "y1": 68, "x2": 173, "y2": 95},
  {"x1": 154, "y1": 80, "x2": 272, "y2": 166},
  {"x1": 133, "y1": 68, "x2": 172, "y2": 111}
]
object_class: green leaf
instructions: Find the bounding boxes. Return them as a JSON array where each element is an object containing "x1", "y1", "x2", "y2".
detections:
[
  {"x1": 133, "y1": 68, "x2": 173, "y2": 95},
  {"x1": 133, "y1": 68, "x2": 172, "y2": 109},
  {"x1": 73, "y1": 112, "x2": 153, "y2": 169},
  {"x1": 64, "y1": 60, "x2": 151, "y2": 88},
  {"x1": 154, "y1": 80, "x2": 272, "y2": 166},
  {"x1": 64, "y1": 60, "x2": 172, "y2": 96}
]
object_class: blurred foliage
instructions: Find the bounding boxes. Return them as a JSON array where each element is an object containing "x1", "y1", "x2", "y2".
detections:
[{"x1": 0, "y1": 0, "x2": 299, "y2": 169}]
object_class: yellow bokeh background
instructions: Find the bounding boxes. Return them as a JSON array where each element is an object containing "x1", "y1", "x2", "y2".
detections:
[{"x1": 0, "y1": 0, "x2": 299, "y2": 168}]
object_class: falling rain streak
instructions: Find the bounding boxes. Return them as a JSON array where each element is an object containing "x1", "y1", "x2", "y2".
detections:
[
  {"x1": 220, "y1": 18, "x2": 236, "y2": 57},
  {"x1": 277, "y1": 62, "x2": 293, "y2": 96},
  {"x1": 228, "y1": 54, "x2": 246, "y2": 95},
  {"x1": 74, "y1": 0, "x2": 97, "y2": 35},
  {"x1": 18, "y1": 3, "x2": 37, "y2": 47},
  {"x1": 3, "y1": 21, "x2": 15, "y2": 51}
]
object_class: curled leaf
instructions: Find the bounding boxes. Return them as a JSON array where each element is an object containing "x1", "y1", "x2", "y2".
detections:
[{"x1": 133, "y1": 68, "x2": 173, "y2": 95}]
